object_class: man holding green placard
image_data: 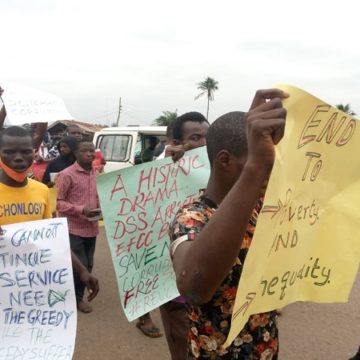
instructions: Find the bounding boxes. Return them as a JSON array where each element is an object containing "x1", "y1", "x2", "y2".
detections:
[
  {"x1": 159, "y1": 112, "x2": 209, "y2": 360},
  {"x1": 136, "y1": 112, "x2": 209, "y2": 360}
]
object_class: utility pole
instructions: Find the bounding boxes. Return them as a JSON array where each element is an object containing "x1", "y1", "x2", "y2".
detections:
[{"x1": 116, "y1": 97, "x2": 122, "y2": 126}]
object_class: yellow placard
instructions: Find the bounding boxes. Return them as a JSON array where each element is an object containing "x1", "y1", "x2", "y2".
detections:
[{"x1": 226, "y1": 85, "x2": 360, "y2": 346}]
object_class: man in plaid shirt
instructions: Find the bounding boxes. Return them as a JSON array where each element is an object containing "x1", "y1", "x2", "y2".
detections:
[{"x1": 57, "y1": 140, "x2": 100, "y2": 313}]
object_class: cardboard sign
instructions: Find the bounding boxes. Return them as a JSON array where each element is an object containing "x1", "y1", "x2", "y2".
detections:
[
  {"x1": 226, "y1": 85, "x2": 360, "y2": 346},
  {"x1": 97, "y1": 148, "x2": 210, "y2": 321},
  {"x1": 0, "y1": 218, "x2": 77, "y2": 359},
  {"x1": 1, "y1": 84, "x2": 73, "y2": 124}
]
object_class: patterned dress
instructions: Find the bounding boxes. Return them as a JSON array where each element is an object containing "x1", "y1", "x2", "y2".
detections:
[{"x1": 169, "y1": 193, "x2": 278, "y2": 360}]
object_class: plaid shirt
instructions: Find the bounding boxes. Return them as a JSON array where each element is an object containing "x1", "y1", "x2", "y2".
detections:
[{"x1": 57, "y1": 162, "x2": 99, "y2": 237}]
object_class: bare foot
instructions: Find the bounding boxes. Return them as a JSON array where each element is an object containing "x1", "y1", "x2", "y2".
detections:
[{"x1": 77, "y1": 300, "x2": 92, "y2": 313}]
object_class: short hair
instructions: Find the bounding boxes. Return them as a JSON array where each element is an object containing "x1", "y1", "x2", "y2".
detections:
[
  {"x1": 66, "y1": 124, "x2": 81, "y2": 131},
  {"x1": 148, "y1": 136, "x2": 158, "y2": 144},
  {"x1": 0, "y1": 126, "x2": 33, "y2": 148},
  {"x1": 206, "y1": 111, "x2": 247, "y2": 166},
  {"x1": 75, "y1": 140, "x2": 94, "y2": 150},
  {"x1": 172, "y1": 112, "x2": 208, "y2": 141}
]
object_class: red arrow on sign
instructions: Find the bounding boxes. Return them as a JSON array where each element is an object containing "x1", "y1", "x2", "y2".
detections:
[{"x1": 232, "y1": 292, "x2": 256, "y2": 320}]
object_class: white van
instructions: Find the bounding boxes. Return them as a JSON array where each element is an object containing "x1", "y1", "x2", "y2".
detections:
[{"x1": 93, "y1": 126, "x2": 167, "y2": 172}]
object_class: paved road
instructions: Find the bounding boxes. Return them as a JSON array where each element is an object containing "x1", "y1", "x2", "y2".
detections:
[{"x1": 73, "y1": 227, "x2": 360, "y2": 360}]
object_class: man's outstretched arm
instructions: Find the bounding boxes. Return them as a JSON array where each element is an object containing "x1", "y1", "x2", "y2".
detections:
[{"x1": 32, "y1": 123, "x2": 48, "y2": 151}]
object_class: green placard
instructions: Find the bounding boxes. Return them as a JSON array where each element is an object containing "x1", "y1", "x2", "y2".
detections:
[{"x1": 97, "y1": 147, "x2": 210, "y2": 321}]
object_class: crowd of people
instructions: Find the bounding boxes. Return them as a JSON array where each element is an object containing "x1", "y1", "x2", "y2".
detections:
[{"x1": 1, "y1": 85, "x2": 359, "y2": 360}]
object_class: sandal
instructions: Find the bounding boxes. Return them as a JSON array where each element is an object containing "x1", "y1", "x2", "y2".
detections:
[{"x1": 136, "y1": 318, "x2": 162, "y2": 338}]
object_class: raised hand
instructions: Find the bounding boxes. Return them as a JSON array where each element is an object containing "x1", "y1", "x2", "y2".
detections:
[
  {"x1": 165, "y1": 144, "x2": 191, "y2": 162},
  {"x1": 246, "y1": 89, "x2": 289, "y2": 171}
]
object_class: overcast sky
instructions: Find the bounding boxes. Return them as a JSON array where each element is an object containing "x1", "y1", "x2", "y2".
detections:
[{"x1": 1, "y1": 0, "x2": 359, "y2": 126}]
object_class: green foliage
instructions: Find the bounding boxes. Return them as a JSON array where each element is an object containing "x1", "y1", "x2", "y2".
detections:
[
  {"x1": 336, "y1": 103, "x2": 356, "y2": 116},
  {"x1": 152, "y1": 110, "x2": 178, "y2": 126},
  {"x1": 195, "y1": 77, "x2": 219, "y2": 101},
  {"x1": 195, "y1": 77, "x2": 219, "y2": 119}
]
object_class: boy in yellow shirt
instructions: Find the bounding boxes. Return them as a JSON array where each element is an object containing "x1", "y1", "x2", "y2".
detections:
[{"x1": 0, "y1": 125, "x2": 99, "y2": 300}]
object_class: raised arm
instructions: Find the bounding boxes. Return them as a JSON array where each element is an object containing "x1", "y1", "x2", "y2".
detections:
[
  {"x1": 172, "y1": 89, "x2": 288, "y2": 305},
  {"x1": 32, "y1": 123, "x2": 48, "y2": 151}
]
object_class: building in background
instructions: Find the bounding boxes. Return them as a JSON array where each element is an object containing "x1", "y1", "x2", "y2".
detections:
[{"x1": 48, "y1": 120, "x2": 107, "y2": 141}]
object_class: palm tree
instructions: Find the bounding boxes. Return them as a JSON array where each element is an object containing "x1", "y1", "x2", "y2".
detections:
[
  {"x1": 336, "y1": 103, "x2": 356, "y2": 115},
  {"x1": 152, "y1": 110, "x2": 178, "y2": 126},
  {"x1": 195, "y1": 77, "x2": 219, "y2": 120}
]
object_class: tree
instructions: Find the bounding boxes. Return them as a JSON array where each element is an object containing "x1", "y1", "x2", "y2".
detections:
[
  {"x1": 195, "y1": 77, "x2": 219, "y2": 120},
  {"x1": 152, "y1": 110, "x2": 178, "y2": 126},
  {"x1": 336, "y1": 103, "x2": 356, "y2": 115}
]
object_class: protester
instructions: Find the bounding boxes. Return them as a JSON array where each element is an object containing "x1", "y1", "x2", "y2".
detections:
[
  {"x1": 172, "y1": 111, "x2": 209, "y2": 149},
  {"x1": 141, "y1": 136, "x2": 158, "y2": 162},
  {"x1": 46, "y1": 124, "x2": 82, "y2": 161},
  {"x1": 155, "y1": 122, "x2": 175, "y2": 159},
  {"x1": 92, "y1": 148, "x2": 106, "y2": 174},
  {"x1": 165, "y1": 111, "x2": 209, "y2": 162},
  {"x1": 159, "y1": 112, "x2": 209, "y2": 360},
  {"x1": 43, "y1": 136, "x2": 77, "y2": 186},
  {"x1": 169, "y1": 89, "x2": 288, "y2": 359},
  {"x1": 66, "y1": 124, "x2": 83, "y2": 141},
  {"x1": 57, "y1": 141, "x2": 100, "y2": 313},
  {"x1": 135, "y1": 113, "x2": 209, "y2": 344},
  {"x1": 46, "y1": 129, "x2": 65, "y2": 160},
  {"x1": 51, "y1": 129, "x2": 65, "y2": 144},
  {"x1": 0, "y1": 126, "x2": 99, "y2": 301}
]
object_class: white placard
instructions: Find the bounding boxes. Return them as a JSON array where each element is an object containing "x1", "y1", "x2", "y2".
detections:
[
  {"x1": 1, "y1": 83, "x2": 73, "y2": 124},
  {"x1": 49, "y1": 173, "x2": 59, "y2": 183},
  {"x1": 0, "y1": 218, "x2": 77, "y2": 359}
]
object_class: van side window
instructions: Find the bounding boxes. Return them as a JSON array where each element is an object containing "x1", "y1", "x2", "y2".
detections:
[
  {"x1": 134, "y1": 138, "x2": 142, "y2": 164},
  {"x1": 97, "y1": 135, "x2": 131, "y2": 162},
  {"x1": 134, "y1": 135, "x2": 162, "y2": 164},
  {"x1": 141, "y1": 136, "x2": 158, "y2": 163}
]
